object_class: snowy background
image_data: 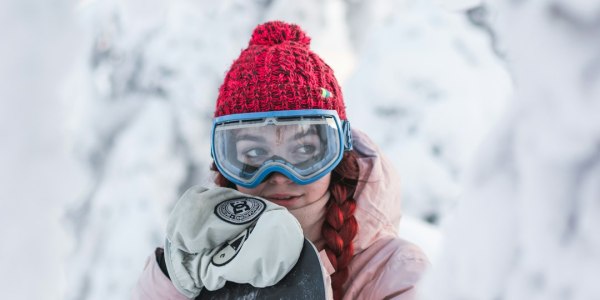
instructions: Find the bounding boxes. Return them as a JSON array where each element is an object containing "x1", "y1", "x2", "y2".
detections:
[{"x1": 2, "y1": 0, "x2": 597, "y2": 299}]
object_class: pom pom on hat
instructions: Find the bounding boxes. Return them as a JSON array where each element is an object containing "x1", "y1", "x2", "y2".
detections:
[
  {"x1": 214, "y1": 21, "x2": 346, "y2": 120},
  {"x1": 249, "y1": 21, "x2": 311, "y2": 47}
]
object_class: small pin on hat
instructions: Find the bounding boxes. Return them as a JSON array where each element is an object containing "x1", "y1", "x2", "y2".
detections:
[{"x1": 320, "y1": 88, "x2": 332, "y2": 99}]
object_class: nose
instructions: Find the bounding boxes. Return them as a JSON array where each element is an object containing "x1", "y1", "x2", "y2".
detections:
[{"x1": 267, "y1": 172, "x2": 292, "y2": 184}]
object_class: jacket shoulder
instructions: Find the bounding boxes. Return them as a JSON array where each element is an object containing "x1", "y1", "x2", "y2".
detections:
[
  {"x1": 132, "y1": 248, "x2": 190, "y2": 300},
  {"x1": 345, "y1": 237, "x2": 429, "y2": 299}
]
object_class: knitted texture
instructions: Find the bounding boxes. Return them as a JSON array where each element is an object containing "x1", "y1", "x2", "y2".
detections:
[{"x1": 214, "y1": 21, "x2": 346, "y2": 120}]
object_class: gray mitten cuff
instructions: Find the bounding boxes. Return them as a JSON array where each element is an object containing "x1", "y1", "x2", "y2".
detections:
[{"x1": 164, "y1": 186, "x2": 304, "y2": 298}]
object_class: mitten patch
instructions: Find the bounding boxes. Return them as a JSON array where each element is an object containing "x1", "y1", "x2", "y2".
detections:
[{"x1": 214, "y1": 197, "x2": 266, "y2": 225}]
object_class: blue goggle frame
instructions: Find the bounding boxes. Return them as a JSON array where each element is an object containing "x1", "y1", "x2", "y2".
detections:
[{"x1": 211, "y1": 109, "x2": 353, "y2": 188}]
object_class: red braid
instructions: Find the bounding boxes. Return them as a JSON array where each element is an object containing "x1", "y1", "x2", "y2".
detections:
[
  {"x1": 210, "y1": 151, "x2": 360, "y2": 299},
  {"x1": 322, "y1": 151, "x2": 359, "y2": 299}
]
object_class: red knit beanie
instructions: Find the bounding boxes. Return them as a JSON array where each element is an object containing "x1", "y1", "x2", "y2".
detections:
[{"x1": 214, "y1": 21, "x2": 346, "y2": 120}]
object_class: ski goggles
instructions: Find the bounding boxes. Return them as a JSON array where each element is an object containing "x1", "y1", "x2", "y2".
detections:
[{"x1": 211, "y1": 109, "x2": 353, "y2": 188}]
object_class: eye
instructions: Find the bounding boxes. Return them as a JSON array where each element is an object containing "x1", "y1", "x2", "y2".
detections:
[
  {"x1": 244, "y1": 148, "x2": 268, "y2": 158},
  {"x1": 295, "y1": 144, "x2": 317, "y2": 155}
]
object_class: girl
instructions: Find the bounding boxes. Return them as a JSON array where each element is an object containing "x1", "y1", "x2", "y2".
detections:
[{"x1": 134, "y1": 21, "x2": 428, "y2": 300}]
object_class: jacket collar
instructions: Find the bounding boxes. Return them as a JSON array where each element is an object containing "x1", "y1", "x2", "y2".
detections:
[{"x1": 351, "y1": 129, "x2": 403, "y2": 253}]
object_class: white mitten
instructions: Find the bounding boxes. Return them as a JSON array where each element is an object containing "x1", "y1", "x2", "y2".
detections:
[{"x1": 164, "y1": 186, "x2": 304, "y2": 298}]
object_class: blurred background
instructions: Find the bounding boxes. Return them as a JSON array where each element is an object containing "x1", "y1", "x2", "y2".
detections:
[{"x1": 2, "y1": 0, "x2": 598, "y2": 299}]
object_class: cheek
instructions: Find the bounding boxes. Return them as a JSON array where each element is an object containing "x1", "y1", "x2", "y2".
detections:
[{"x1": 307, "y1": 173, "x2": 331, "y2": 197}]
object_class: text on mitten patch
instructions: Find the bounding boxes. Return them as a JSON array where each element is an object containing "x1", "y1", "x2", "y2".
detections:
[{"x1": 214, "y1": 197, "x2": 266, "y2": 225}]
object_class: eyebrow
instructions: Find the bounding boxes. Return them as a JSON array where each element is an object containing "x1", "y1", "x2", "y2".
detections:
[
  {"x1": 288, "y1": 127, "x2": 318, "y2": 142},
  {"x1": 236, "y1": 134, "x2": 266, "y2": 143}
]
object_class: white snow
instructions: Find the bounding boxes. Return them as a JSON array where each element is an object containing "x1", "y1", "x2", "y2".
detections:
[
  {"x1": 0, "y1": 0, "x2": 86, "y2": 299},
  {"x1": 345, "y1": 0, "x2": 512, "y2": 223},
  {"x1": 420, "y1": 0, "x2": 600, "y2": 299}
]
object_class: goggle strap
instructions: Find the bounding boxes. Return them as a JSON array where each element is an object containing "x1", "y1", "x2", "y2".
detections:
[{"x1": 342, "y1": 120, "x2": 353, "y2": 152}]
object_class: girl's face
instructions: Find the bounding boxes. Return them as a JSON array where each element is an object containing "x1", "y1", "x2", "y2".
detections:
[{"x1": 236, "y1": 172, "x2": 330, "y2": 210}]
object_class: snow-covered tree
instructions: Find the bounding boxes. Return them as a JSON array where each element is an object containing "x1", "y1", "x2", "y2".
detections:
[
  {"x1": 344, "y1": 0, "x2": 512, "y2": 224},
  {"x1": 421, "y1": 0, "x2": 600, "y2": 298}
]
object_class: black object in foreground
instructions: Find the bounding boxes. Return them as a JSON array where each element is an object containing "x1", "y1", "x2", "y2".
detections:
[{"x1": 197, "y1": 238, "x2": 326, "y2": 300}]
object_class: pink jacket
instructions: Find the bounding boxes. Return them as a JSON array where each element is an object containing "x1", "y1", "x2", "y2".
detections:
[{"x1": 132, "y1": 129, "x2": 429, "y2": 299}]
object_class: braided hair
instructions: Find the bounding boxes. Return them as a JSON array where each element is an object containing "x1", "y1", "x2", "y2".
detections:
[{"x1": 211, "y1": 151, "x2": 360, "y2": 299}]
